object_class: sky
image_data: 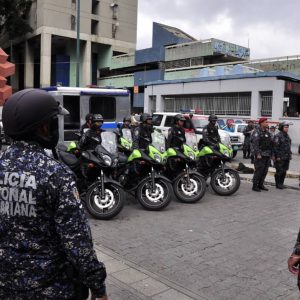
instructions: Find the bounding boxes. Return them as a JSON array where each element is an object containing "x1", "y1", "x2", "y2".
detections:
[{"x1": 136, "y1": 0, "x2": 300, "y2": 60}]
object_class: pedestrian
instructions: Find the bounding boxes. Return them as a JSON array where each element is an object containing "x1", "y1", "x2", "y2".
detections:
[
  {"x1": 242, "y1": 120, "x2": 254, "y2": 159},
  {"x1": 273, "y1": 121, "x2": 292, "y2": 189},
  {"x1": 251, "y1": 117, "x2": 273, "y2": 192},
  {"x1": 288, "y1": 230, "x2": 300, "y2": 290},
  {"x1": 0, "y1": 89, "x2": 107, "y2": 299}
]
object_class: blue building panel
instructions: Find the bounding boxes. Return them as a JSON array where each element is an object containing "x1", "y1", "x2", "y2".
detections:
[
  {"x1": 134, "y1": 69, "x2": 164, "y2": 86},
  {"x1": 135, "y1": 47, "x2": 165, "y2": 65},
  {"x1": 133, "y1": 93, "x2": 144, "y2": 107}
]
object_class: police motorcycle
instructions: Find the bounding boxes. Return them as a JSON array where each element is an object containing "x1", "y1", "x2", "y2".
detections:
[
  {"x1": 58, "y1": 132, "x2": 125, "y2": 220},
  {"x1": 115, "y1": 129, "x2": 172, "y2": 211},
  {"x1": 165, "y1": 132, "x2": 206, "y2": 203},
  {"x1": 197, "y1": 141, "x2": 240, "y2": 196}
]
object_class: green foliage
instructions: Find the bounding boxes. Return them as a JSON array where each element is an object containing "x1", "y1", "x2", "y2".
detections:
[{"x1": 0, "y1": 0, "x2": 33, "y2": 39}]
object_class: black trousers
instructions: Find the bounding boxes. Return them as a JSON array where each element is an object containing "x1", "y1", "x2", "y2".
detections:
[
  {"x1": 253, "y1": 156, "x2": 270, "y2": 187},
  {"x1": 274, "y1": 160, "x2": 289, "y2": 185}
]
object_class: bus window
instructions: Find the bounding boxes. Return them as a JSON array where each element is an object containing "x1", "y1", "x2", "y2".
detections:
[
  {"x1": 63, "y1": 95, "x2": 80, "y2": 130},
  {"x1": 90, "y1": 96, "x2": 116, "y2": 121}
]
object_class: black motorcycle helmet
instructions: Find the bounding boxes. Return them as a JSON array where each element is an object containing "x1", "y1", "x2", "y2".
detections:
[
  {"x1": 174, "y1": 114, "x2": 186, "y2": 125},
  {"x1": 140, "y1": 113, "x2": 152, "y2": 123},
  {"x1": 278, "y1": 121, "x2": 289, "y2": 131},
  {"x1": 85, "y1": 113, "x2": 93, "y2": 122},
  {"x1": 3, "y1": 89, "x2": 68, "y2": 149},
  {"x1": 123, "y1": 115, "x2": 131, "y2": 123},
  {"x1": 92, "y1": 114, "x2": 104, "y2": 123},
  {"x1": 208, "y1": 114, "x2": 218, "y2": 122}
]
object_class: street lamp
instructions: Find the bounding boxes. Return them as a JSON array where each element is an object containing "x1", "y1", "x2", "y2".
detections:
[{"x1": 76, "y1": 0, "x2": 80, "y2": 87}]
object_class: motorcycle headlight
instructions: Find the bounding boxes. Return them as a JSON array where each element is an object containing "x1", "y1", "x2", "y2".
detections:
[
  {"x1": 102, "y1": 155, "x2": 112, "y2": 166},
  {"x1": 188, "y1": 152, "x2": 195, "y2": 160},
  {"x1": 223, "y1": 150, "x2": 230, "y2": 157},
  {"x1": 124, "y1": 143, "x2": 130, "y2": 150},
  {"x1": 154, "y1": 154, "x2": 162, "y2": 163}
]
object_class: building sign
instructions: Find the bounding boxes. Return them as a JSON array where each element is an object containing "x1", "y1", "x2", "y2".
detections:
[
  {"x1": 134, "y1": 85, "x2": 139, "y2": 94},
  {"x1": 285, "y1": 81, "x2": 300, "y2": 94}
]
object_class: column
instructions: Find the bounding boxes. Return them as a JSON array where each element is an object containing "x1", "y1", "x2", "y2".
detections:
[
  {"x1": 40, "y1": 33, "x2": 52, "y2": 87},
  {"x1": 25, "y1": 41, "x2": 34, "y2": 88},
  {"x1": 82, "y1": 40, "x2": 91, "y2": 87}
]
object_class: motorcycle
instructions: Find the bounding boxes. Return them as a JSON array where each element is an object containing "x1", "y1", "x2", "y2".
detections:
[
  {"x1": 116, "y1": 129, "x2": 172, "y2": 211},
  {"x1": 197, "y1": 142, "x2": 240, "y2": 196},
  {"x1": 58, "y1": 132, "x2": 125, "y2": 220},
  {"x1": 165, "y1": 132, "x2": 206, "y2": 203}
]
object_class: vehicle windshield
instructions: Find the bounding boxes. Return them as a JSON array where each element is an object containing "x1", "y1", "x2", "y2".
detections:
[
  {"x1": 236, "y1": 124, "x2": 247, "y2": 133},
  {"x1": 191, "y1": 118, "x2": 209, "y2": 128},
  {"x1": 101, "y1": 132, "x2": 117, "y2": 154},
  {"x1": 122, "y1": 128, "x2": 132, "y2": 142},
  {"x1": 151, "y1": 130, "x2": 166, "y2": 153},
  {"x1": 185, "y1": 132, "x2": 198, "y2": 151}
]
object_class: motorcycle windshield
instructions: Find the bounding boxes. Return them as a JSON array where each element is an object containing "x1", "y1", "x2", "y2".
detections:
[
  {"x1": 185, "y1": 132, "x2": 198, "y2": 151},
  {"x1": 101, "y1": 132, "x2": 117, "y2": 154},
  {"x1": 122, "y1": 128, "x2": 132, "y2": 142},
  {"x1": 151, "y1": 131, "x2": 166, "y2": 153}
]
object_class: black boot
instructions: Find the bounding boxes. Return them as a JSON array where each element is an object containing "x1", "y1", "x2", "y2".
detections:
[
  {"x1": 243, "y1": 150, "x2": 247, "y2": 159},
  {"x1": 260, "y1": 185, "x2": 269, "y2": 191},
  {"x1": 252, "y1": 185, "x2": 261, "y2": 192}
]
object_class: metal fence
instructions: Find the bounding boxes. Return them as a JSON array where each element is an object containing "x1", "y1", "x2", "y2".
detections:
[{"x1": 164, "y1": 93, "x2": 251, "y2": 116}]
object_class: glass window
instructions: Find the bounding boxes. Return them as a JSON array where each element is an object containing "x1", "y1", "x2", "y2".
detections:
[
  {"x1": 90, "y1": 97, "x2": 116, "y2": 121},
  {"x1": 63, "y1": 95, "x2": 80, "y2": 129},
  {"x1": 152, "y1": 114, "x2": 163, "y2": 126},
  {"x1": 165, "y1": 116, "x2": 175, "y2": 127}
]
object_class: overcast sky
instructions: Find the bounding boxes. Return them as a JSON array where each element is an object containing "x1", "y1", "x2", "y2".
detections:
[{"x1": 136, "y1": 0, "x2": 300, "y2": 60}]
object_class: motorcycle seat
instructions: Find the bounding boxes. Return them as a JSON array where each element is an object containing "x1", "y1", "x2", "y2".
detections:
[{"x1": 59, "y1": 151, "x2": 80, "y2": 168}]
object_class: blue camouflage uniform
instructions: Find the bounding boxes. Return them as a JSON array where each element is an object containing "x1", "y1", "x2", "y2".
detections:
[{"x1": 0, "y1": 141, "x2": 106, "y2": 299}]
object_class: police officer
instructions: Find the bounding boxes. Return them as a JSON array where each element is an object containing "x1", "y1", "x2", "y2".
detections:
[
  {"x1": 80, "y1": 113, "x2": 94, "y2": 135},
  {"x1": 132, "y1": 113, "x2": 153, "y2": 149},
  {"x1": 273, "y1": 121, "x2": 292, "y2": 189},
  {"x1": 79, "y1": 114, "x2": 105, "y2": 150},
  {"x1": 0, "y1": 89, "x2": 107, "y2": 300},
  {"x1": 120, "y1": 115, "x2": 132, "y2": 130},
  {"x1": 202, "y1": 114, "x2": 221, "y2": 148},
  {"x1": 243, "y1": 120, "x2": 254, "y2": 159},
  {"x1": 167, "y1": 114, "x2": 186, "y2": 148},
  {"x1": 251, "y1": 117, "x2": 273, "y2": 192}
]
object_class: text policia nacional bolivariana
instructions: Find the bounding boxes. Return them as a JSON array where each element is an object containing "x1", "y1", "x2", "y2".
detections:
[{"x1": 0, "y1": 172, "x2": 37, "y2": 218}]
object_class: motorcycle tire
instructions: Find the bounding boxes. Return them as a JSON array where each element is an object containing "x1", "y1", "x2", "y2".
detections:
[
  {"x1": 173, "y1": 173, "x2": 206, "y2": 203},
  {"x1": 136, "y1": 178, "x2": 172, "y2": 211},
  {"x1": 210, "y1": 169, "x2": 240, "y2": 196},
  {"x1": 86, "y1": 182, "x2": 125, "y2": 220}
]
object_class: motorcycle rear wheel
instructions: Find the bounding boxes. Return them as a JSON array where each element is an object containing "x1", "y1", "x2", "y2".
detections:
[
  {"x1": 137, "y1": 178, "x2": 172, "y2": 210},
  {"x1": 86, "y1": 182, "x2": 124, "y2": 220}
]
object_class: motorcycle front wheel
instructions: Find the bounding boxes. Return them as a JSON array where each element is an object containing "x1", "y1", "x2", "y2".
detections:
[
  {"x1": 210, "y1": 169, "x2": 240, "y2": 196},
  {"x1": 86, "y1": 182, "x2": 125, "y2": 220},
  {"x1": 136, "y1": 178, "x2": 172, "y2": 210},
  {"x1": 173, "y1": 173, "x2": 206, "y2": 203}
]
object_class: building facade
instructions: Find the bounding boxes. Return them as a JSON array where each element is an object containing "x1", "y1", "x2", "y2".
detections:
[
  {"x1": 144, "y1": 72, "x2": 300, "y2": 145},
  {"x1": 1, "y1": 0, "x2": 137, "y2": 90}
]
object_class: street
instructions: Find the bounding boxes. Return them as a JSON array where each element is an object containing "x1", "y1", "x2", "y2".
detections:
[{"x1": 90, "y1": 181, "x2": 300, "y2": 300}]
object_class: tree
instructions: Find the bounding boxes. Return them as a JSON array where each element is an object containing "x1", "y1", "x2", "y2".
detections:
[{"x1": 0, "y1": 0, "x2": 33, "y2": 40}]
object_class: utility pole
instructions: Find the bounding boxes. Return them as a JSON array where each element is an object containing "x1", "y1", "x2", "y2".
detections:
[{"x1": 76, "y1": 0, "x2": 80, "y2": 87}]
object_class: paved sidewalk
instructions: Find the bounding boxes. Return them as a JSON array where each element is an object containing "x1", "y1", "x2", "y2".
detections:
[{"x1": 94, "y1": 244, "x2": 205, "y2": 300}]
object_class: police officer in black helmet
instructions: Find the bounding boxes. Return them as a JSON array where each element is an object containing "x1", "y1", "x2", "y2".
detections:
[
  {"x1": 132, "y1": 113, "x2": 154, "y2": 149},
  {"x1": 202, "y1": 114, "x2": 221, "y2": 148},
  {"x1": 80, "y1": 113, "x2": 94, "y2": 135},
  {"x1": 79, "y1": 114, "x2": 105, "y2": 150},
  {"x1": 167, "y1": 114, "x2": 186, "y2": 148},
  {"x1": 0, "y1": 89, "x2": 107, "y2": 300},
  {"x1": 273, "y1": 121, "x2": 292, "y2": 189}
]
